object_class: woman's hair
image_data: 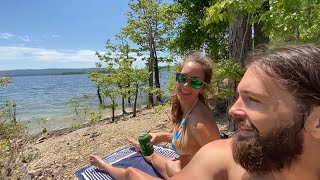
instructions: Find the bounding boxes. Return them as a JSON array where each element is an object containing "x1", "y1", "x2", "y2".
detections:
[
  {"x1": 246, "y1": 45, "x2": 320, "y2": 131},
  {"x1": 171, "y1": 50, "x2": 213, "y2": 126}
]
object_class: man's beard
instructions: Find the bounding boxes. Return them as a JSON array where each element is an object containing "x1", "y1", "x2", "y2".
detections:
[{"x1": 232, "y1": 118, "x2": 304, "y2": 175}]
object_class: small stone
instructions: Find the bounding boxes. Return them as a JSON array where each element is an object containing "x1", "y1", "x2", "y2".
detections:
[
  {"x1": 37, "y1": 136, "x2": 47, "y2": 143},
  {"x1": 90, "y1": 132, "x2": 100, "y2": 138}
]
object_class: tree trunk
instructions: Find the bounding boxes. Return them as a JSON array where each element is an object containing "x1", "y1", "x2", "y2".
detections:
[
  {"x1": 147, "y1": 28, "x2": 155, "y2": 108},
  {"x1": 122, "y1": 95, "x2": 127, "y2": 114},
  {"x1": 229, "y1": 15, "x2": 251, "y2": 65},
  {"x1": 147, "y1": 60, "x2": 154, "y2": 108},
  {"x1": 97, "y1": 85, "x2": 103, "y2": 106},
  {"x1": 13, "y1": 105, "x2": 17, "y2": 123},
  {"x1": 132, "y1": 83, "x2": 139, "y2": 117},
  {"x1": 254, "y1": 22, "x2": 269, "y2": 49},
  {"x1": 127, "y1": 84, "x2": 131, "y2": 106},
  {"x1": 295, "y1": 27, "x2": 300, "y2": 42},
  {"x1": 111, "y1": 100, "x2": 115, "y2": 122},
  {"x1": 253, "y1": 1, "x2": 269, "y2": 49},
  {"x1": 154, "y1": 52, "x2": 162, "y2": 104},
  {"x1": 227, "y1": 15, "x2": 252, "y2": 131}
]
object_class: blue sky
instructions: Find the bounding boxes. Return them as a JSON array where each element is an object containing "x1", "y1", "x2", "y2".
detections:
[{"x1": 0, "y1": 0, "x2": 144, "y2": 70}]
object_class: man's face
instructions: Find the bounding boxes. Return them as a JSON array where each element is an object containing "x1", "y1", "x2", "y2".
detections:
[{"x1": 229, "y1": 65, "x2": 304, "y2": 174}]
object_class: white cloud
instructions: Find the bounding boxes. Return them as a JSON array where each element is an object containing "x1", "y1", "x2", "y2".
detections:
[
  {"x1": 52, "y1": 34, "x2": 61, "y2": 38},
  {"x1": 0, "y1": 33, "x2": 31, "y2": 42},
  {"x1": 19, "y1": 35, "x2": 30, "y2": 42},
  {"x1": 0, "y1": 46, "x2": 172, "y2": 69},
  {"x1": 0, "y1": 46, "x2": 98, "y2": 63},
  {"x1": 0, "y1": 33, "x2": 14, "y2": 39}
]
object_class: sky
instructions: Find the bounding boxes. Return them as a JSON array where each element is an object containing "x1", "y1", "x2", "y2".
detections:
[{"x1": 0, "y1": 0, "x2": 144, "y2": 70}]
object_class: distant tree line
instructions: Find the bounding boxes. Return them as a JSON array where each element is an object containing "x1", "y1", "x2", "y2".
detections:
[{"x1": 0, "y1": 68, "x2": 103, "y2": 77}]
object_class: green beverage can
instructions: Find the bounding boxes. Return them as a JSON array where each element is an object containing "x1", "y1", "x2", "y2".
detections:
[{"x1": 138, "y1": 132, "x2": 154, "y2": 156}]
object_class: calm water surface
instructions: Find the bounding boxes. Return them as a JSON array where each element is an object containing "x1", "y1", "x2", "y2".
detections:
[{"x1": 0, "y1": 72, "x2": 170, "y2": 134}]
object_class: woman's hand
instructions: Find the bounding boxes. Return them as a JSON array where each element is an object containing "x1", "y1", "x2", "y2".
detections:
[
  {"x1": 149, "y1": 132, "x2": 173, "y2": 144},
  {"x1": 165, "y1": 158, "x2": 182, "y2": 177},
  {"x1": 149, "y1": 133, "x2": 164, "y2": 144},
  {"x1": 127, "y1": 132, "x2": 173, "y2": 152}
]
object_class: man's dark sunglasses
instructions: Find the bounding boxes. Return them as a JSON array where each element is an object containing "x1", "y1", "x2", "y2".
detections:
[{"x1": 175, "y1": 73, "x2": 208, "y2": 89}]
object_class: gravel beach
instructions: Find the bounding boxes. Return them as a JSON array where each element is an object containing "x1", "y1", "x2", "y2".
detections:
[{"x1": 17, "y1": 106, "x2": 230, "y2": 179}]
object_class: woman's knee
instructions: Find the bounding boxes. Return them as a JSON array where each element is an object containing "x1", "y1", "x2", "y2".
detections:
[{"x1": 125, "y1": 167, "x2": 138, "y2": 179}]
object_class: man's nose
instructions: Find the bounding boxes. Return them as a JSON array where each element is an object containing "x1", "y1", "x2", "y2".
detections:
[{"x1": 228, "y1": 98, "x2": 246, "y2": 118}]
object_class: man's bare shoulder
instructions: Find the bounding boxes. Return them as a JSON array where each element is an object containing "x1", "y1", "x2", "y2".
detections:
[
  {"x1": 199, "y1": 138, "x2": 233, "y2": 161},
  {"x1": 194, "y1": 139, "x2": 234, "y2": 172},
  {"x1": 170, "y1": 139, "x2": 235, "y2": 180}
]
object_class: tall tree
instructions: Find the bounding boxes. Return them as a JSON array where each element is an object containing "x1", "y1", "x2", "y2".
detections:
[
  {"x1": 122, "y1": 0, "x2": 177, "y2": 107},
  {"x1": 95, "y1": 39, "x2": 132, "y2": 119},
  {"x1": 92, "y1": 36, "x2": 149, "y2": 120}
]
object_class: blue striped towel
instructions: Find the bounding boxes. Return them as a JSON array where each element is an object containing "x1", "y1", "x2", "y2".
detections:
[{"x1": 75, "y1": 145, "x2": 178, "y2": 180}]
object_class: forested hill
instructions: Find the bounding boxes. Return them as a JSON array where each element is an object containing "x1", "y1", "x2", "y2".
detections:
[{"x1": 0, "y1": 68, "x2": 104, "y2": 77}]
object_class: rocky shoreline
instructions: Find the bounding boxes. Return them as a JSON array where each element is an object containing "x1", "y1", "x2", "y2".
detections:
[{"x1": 10, "y1": 107, "x2": 230, "y2": 179}]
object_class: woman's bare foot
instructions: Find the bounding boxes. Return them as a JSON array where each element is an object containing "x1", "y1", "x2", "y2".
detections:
[
  {"x1": 127, "y1": 136, "x2": 141, "y2": 152},
  {"x1": 89, "y1": 155, "x2": 112, "y2": 172}
]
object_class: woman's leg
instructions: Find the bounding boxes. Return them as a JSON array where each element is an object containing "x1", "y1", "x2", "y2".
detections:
[
  {"x1": 90, "y1": 154, "x2": 168, "y2": 180},
  {"x1": 90, "y1": 155, "x2": 127, "y2": 179},
  {"x1": 149, "y1": 152, "x2": 172, "y2": 180},
  {"x1": 126, "y1": 167, "x2": 162, "y2": 180}
]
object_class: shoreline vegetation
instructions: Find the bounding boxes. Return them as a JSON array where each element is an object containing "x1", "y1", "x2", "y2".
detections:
[{"x1": 6, "y1": 105, "x2": 231, "y2": 179}]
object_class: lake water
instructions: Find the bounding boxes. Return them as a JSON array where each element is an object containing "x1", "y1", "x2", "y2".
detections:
[{"x1": 0, "y1": 70, "x2": 171, "y2": 134}]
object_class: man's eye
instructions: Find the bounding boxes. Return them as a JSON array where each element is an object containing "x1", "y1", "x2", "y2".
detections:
[{"x1": 248, "y1": 97, "x2": 260, "y2": 103}]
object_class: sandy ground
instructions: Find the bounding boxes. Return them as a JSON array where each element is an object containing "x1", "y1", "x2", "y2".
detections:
[{"x1": 24, "y1": 107, "x2": 229, "y2": 179}]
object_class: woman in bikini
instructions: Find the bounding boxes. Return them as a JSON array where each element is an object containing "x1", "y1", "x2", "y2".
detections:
[{"x1": 89, "y1": 50, "x2": 221, "y2": 179}]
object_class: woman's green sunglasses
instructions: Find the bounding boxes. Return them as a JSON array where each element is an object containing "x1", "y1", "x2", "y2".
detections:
[{"x1": 175, "y1": 73, "x2": 208, "y2": 89}]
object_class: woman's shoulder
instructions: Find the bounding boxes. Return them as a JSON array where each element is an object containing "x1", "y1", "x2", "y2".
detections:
[
  {"x1": 190, "y1": 104, "x2": 216, "y2": 123},
  {"x1": 187, "y1": 109, "x2": 219, "y2": 135},
  {"x1": 187, "y1": 103, "x2": 220, "y2": 136}
]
